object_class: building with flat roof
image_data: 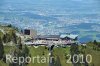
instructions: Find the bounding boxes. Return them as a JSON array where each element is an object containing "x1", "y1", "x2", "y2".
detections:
[{"x1": 24, "y1": 33, "x2": 78, "y2": 46}]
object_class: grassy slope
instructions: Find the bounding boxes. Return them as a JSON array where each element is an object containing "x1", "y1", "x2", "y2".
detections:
[
  {"x1": 84, "y1": 43, "x2": 100, "y2": 66},
  {"x1": 0, "y1": 44, "x2": 100, "y2": 66},
  {"x1": 0, "y1": 45, "x2": 16, "y2": 66},
  {"x1": 0, "y1": 60, "x2": 8, "y2": 66},
  {"x1": 53, "y1": 47, "x2": 72, "y2": 66},
  {"x1": 0, "y1": 46, "x2": 13, "y2": 66},
  {"x1": 27, "y1": 46, "x2": 49, "y2": 66}
]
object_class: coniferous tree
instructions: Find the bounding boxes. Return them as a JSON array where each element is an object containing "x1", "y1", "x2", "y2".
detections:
[
  {"x1": 23, "y1": 45, "x2": 29, "y2": 56},
  {"x1": 12, "y1": 31, "x2": 17, "y2": 44},
  {"x1": 93, "y1": 40, "x2": 97, "y2": 45},
  {"x1": 18, "y1": 37, "x2": 22, "y2": 50},
  {"x1": 70, "y1": 43, "x2": 81, "y2": 66},
  {"x1": 3, "y1": 34, "x2": 7, "y2": 43},
  {"x1": 0, "y1": 38, "x2": 4, "y2": 60},
  {"x1": 55, "y1": 56, "x2": 61, "y2": 66}
]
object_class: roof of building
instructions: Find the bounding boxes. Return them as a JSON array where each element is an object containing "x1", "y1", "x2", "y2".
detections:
[
  {"x1": 35, "y1": 35, "x2": 60, "y2": 39},
  {"x1": 33, "y1": 33, "x2": 78, "y2": 40},
  {"x1": 60, "y1": 33, "x2": 78, "y2": 39}
]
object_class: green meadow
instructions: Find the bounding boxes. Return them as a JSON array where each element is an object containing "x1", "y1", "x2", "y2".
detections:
[{"x1": 0, "y1": 43, "x2": 99, "y2": 66}]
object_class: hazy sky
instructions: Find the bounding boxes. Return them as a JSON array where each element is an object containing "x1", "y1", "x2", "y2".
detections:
[{"x1": 0, "y1": 0, "x2": 99, "y2": 15}]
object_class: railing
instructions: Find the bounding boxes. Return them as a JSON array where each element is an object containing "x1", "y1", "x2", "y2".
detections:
[{"x1": 24, "y1": 40, "x2": 77, "y2": 45}]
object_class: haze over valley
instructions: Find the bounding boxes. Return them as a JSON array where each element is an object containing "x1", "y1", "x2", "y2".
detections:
[{"x1": 0, "y1": 0, "x2": 100, "y2": 42}]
